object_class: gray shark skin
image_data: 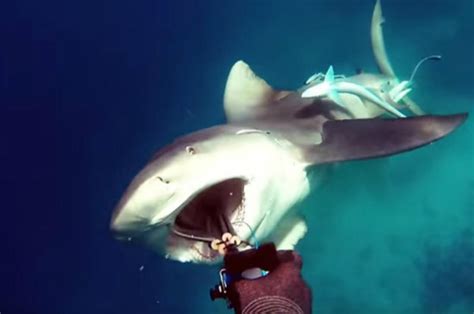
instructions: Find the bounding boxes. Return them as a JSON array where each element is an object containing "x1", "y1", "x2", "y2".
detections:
[{"x1": 110, "y1": 60, "x2": 468, "y2": 263}]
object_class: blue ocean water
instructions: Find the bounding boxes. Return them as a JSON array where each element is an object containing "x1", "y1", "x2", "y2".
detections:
[{"x1": 1, "y1": 0, "x2": 472, "y2": 313}]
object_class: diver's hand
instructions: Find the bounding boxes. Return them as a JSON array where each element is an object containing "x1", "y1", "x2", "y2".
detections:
[{"x1": 227, "y1": 250, "x2": 312, "y2": 314}]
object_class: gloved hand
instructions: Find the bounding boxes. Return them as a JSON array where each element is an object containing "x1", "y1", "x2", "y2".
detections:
[{"x1": 224, "y1": 244, "x2": 312, "y2": 314}]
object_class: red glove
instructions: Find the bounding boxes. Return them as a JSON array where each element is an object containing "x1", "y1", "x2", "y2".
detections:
[{"x1": 224, "y1": 245, "x2": 312, "y2": 314}]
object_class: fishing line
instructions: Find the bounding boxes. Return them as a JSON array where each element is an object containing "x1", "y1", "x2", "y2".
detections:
[
  {"x1": 409, "y1": 54, "x2": 442, "y2": 82},
  {"x1": 233, "y1": 220, "x2": 259, "y2": 249},
  {"x1": 170, "y1": 226, "x2": 217, "y2": 243}
]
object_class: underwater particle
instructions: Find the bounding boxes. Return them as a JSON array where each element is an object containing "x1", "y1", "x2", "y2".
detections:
[
  {"x1": 419, "y1": 228, "x2": 474, "y2": 313},
  {"x1": 156, "y1": 300, "x2": 160, "y2": 304},
  {"x1": 139, "y1": 265, "x2": 144, "y2": 271},
  {"x1": 185, "y1": 108, "x2": 194, "y2": 118}
]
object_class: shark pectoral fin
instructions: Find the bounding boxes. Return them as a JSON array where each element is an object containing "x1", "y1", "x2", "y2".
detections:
[
  {"x1": 271, "y1": 215, "x2": 308, "y2": 250},
  {"x1": 223, "y1": 60, "x2": 290, "y2": 123},
  {"x1": 304, "y1": 113, "x2": 468, "y2": 166}
]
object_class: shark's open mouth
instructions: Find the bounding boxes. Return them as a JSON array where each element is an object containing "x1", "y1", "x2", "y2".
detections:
[{"x1": 172, "y1": 178, "x2": 246, "y2": 242}]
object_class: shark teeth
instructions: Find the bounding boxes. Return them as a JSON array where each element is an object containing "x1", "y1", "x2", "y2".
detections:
[{"x1": 231, "y1": 187, "x2": 246, "y2": 226}]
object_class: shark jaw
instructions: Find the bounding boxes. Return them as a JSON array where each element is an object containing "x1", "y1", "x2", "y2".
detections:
[
  {"x1": 167, "y1": 178, "x2": 251, "y2": 263},
  {"x1": 111, "y1": 175, "x2": 261, "y2": 264}
]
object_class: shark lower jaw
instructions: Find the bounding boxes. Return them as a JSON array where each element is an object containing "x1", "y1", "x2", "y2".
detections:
[{"x1": 163, "y1": 177, "x2": 256, "y2": 263}]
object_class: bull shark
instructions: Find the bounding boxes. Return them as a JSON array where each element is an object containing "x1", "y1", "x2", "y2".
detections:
[
  {"x1": 110, "y1": 58, "x2": 467, "y2": 263},
  {"x1": 110, "y1": 1, "x2": 468, "y2": 263}
]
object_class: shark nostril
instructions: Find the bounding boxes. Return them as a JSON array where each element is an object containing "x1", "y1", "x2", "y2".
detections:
[{"x1": 156, "y1": 176, "x2": 170, "y2": 184}]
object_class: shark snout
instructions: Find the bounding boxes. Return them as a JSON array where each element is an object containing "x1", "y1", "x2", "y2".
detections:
[
  {"x1": 110, "y1": 203, "x2": 154, "y2": 239},
  {"x1": 111, "y1": 172, "x2": 178, "y2": 231}
]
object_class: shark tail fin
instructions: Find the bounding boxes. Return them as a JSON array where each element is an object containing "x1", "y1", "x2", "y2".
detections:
[
  {"x1": 371, "y1": 0, "x2": 428, "y2": 116},
  {"x1": 303, "y1": 113, "x2": 468, "y2": 166},
  {"x1": 371, "y1": 0, "x2": 396, "y2": 77}
]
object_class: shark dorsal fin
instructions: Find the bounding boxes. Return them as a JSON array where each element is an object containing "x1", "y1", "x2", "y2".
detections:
[{"x1": 223, "y1": 60, "x2": 288, "y2": 122}]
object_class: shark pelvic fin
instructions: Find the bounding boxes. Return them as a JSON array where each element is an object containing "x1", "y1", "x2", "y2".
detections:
[
  {"x1": 223, "y1": 60, "x2": 289, "y2": 122},
  {"x1": 303, "y1": 113, "x2": 468, "y2": 166}
]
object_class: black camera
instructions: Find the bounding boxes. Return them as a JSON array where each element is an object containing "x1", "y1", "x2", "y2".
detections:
[{"x1": 209, "y1": 243, "x2": 278, "y2": 307}]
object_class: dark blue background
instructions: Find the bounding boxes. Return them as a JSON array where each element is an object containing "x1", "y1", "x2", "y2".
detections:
[{"x1": 1, "y1": 0, "x2": 472, "y2": 313}]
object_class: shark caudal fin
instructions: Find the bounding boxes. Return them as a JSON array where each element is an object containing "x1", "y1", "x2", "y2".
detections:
[
  {"x1": 303, "y1": 113, "x2": 468, "y2": 166},
  {"x1": 371, "y1": 0, "x2": 425, "y2": 115},
  {"x1": 371, "y1": 0, "x2": 395, "y2": 77}
]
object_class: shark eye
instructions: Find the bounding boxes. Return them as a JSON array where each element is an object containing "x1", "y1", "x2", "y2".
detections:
[
  {"x1": 156, "y1": 176, "x2": 170, "y2": 184},
  {"x1": 186, "y1": 146, "x2": 196, "y2": 155}
]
